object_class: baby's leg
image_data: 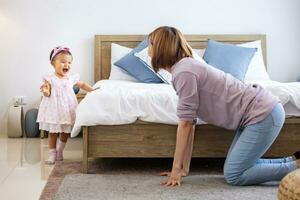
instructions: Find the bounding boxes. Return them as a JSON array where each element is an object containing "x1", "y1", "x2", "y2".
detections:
[
  {"x1": 59, "y1": 132, "x2": 69, "y2": 143},
  {"x1": 56, "y1": 132, "x2": 69, "y2": 161},
  {"x1": 45, "y1": 132, "x2": 58, "y2": 165}
]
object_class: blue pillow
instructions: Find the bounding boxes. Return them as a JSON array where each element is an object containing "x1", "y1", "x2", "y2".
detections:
[
  {"x1": 203, "y1": 39, "x2": 257, "y2": 81},
  {"x1": 114, "y1": 37, "x2": 164, "y2": 83}
]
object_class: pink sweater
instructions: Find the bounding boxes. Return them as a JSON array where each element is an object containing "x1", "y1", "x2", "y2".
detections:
[{"x1": 171, "y1": 57, "x2": 277, "y2": 130}]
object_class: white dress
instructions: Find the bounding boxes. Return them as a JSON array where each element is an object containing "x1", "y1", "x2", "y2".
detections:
[{"x1": 37, "y1": 73, "x2": 80, "y2": 133}]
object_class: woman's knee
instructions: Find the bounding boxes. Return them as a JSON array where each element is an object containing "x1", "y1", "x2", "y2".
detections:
[
  {"x1": 223, "y1": 164, "x2": 245, "y2": 186},
  {"x1": 224, "y1": 170, "x2": 237, "y2": 185},
  {"x1": 224, "y1": 173, "x2": 245, "y2": 186}
]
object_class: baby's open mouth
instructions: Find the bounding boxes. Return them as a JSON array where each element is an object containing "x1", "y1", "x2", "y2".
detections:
[{"x1": 63, "y1": 68, "x2": 69, "y2": 73}]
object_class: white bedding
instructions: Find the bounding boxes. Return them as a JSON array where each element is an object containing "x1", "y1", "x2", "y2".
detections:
[
  {"x1": 71, "y1": 80, "x2": 180, "y2": 137},
  {"x1": 251, "y1": 80, "x2": 300, "y2": 117},
  {"x1": 252, "y1": 80, "x2": 300, "y2": 109},
  {"x1": 71, "y1": 80, "x2": 300, "y2": 137}
]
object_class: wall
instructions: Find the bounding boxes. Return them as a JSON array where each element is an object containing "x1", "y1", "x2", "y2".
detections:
[{"x1": 0, "y1": 0, "x2": 299, "y2": 136}]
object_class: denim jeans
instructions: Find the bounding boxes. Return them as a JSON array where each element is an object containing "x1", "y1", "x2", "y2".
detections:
[{"x1": 223, "y1": 103, "x2": 297, "y2": 185}]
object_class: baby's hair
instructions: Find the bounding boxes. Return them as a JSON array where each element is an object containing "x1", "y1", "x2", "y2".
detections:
[{"x1": 50, "y1": 46, "x2": 72, "y2": 62}]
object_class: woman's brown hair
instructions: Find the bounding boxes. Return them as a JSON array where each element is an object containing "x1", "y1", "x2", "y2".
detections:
[{"x1": 148, "y1": 26, "x2": 193, "y2": 72}]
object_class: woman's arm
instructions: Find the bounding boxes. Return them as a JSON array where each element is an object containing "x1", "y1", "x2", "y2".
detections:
[
  {"x1": 182, "y1": 124, "x2": 195, "y2": 175},
  {"x1": 161, "y1": 120, "x2": 194, "y2": 186},
  {"x1": 160, "y1": 123, "x2": 195, "y2": 177},
  {"x1": 161, "y1": 72, "x2": 199, "y2": 186}
]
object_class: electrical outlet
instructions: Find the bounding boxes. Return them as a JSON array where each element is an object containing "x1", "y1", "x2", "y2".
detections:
[{"x1": 13, "y1": 96, "x2": 26, "y2": 106}]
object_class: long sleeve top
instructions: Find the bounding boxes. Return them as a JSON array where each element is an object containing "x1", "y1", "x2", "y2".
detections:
[{"x1": 171, "y1": 57, "x2": 277, "y2": 130}]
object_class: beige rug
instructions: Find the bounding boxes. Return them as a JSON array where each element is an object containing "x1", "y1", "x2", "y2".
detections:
[
  {"x1": 55, "y1": 173, "x2": 278, "y2": 200},
  {"x1": 40, "y1": 158, "x2": 279, "y2": 200}
]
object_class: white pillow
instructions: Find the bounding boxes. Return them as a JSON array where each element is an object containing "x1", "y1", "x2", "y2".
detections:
[
  {"x1": 110, "y1": 43, "x2": 138, "y2": 82},
  {"x1": 237, "y1": 40, "x2": 271, "y2": 82},
  {"x1": 134, "y1": 47, "x2": 207, "y2": 84},
  {"x1": 193, "y1": 48, "x2": 205, "y2": 58}
]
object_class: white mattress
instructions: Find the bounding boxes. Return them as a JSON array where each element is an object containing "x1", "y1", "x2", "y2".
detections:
[{"x1": 71, "y1": 80, "x2": 300, "y2": 137}]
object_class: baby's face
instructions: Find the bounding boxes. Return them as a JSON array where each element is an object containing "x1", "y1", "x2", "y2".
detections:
[{"x1": 52, "y1": 53, "x2": 73, "y2": 77}]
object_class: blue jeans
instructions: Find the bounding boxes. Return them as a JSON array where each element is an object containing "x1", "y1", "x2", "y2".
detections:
[{"x1": 223, "y1": 103, "x2": 297, "y2": 185}]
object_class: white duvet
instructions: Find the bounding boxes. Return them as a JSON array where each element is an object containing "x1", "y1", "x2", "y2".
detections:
[
  {"x1": 252, "y1": 80, "x2": 300, "y2": 118},
  {"x1": 252, "y1": 80, "x2": 300, "y2": 109},
  {"x1": 71, "y1": 80, "x2": 179, "y2": 137},
  {"x1": 71, "y1": 79, "x2": 300, "y2": 137}
]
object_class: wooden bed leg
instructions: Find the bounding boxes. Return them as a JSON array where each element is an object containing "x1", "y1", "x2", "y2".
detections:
[{"x1": 82, "y1": 126, "x2": 89, "y2": 174}]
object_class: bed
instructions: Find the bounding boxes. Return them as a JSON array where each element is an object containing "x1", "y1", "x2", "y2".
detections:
[{"x1": 80, "y1": 35, "x2": 300, "y2": 173}]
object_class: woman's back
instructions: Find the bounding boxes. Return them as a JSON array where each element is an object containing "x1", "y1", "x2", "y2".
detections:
[{"x1": 171, "y1": 57, "x2": 277, "y2": 130}]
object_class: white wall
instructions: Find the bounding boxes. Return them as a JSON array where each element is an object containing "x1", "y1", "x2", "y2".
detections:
[{"x1": 0, "y1": 0, "x2": 299, "y2": 136}]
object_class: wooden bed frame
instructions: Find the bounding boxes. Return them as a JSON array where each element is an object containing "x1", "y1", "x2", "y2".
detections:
[{"x1": 82, "y1": 35, "x2": 300, "y2": 173}]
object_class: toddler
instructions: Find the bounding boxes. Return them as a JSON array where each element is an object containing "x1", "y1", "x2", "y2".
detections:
[{"x1": 37, "y1": 46, "x2": 95, "y2": 164}]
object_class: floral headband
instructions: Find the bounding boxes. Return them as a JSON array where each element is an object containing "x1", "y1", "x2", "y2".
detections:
[{"x1": 50, "y1": 46, "x2": 72, "y2": 61}]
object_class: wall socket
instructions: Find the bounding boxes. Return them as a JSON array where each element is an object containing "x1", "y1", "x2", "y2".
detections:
[{"x1": 13, "y1": 96, "x2": 26, "y2": 106}]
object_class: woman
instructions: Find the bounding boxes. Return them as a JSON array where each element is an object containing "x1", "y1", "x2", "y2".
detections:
[{"x1": 148, "y1": 26, "x2": 300, "y2": 186}]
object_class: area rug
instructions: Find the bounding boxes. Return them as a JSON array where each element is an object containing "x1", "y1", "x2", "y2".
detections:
[{"x1": 40, "y1": 158, "x2": 279, "y2": 200}]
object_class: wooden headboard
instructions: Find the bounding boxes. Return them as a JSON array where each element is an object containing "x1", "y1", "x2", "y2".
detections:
[{"x1": 94, "y1": 35, "x2": 266, "y2": 83}]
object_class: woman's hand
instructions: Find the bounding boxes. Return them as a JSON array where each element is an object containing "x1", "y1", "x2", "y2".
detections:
[
  {"x1": 160, "y1": 121, "x2": 193, "y2": 187},
  {"x1": 40, "y1": 81, "x2": 51, "y2": 97},
  {"x1": 160, "y1": 168, "x2": 183, "y2": 186},
  {"x1": 159, "y1": 169, "x2": 189, "y2": 177}
]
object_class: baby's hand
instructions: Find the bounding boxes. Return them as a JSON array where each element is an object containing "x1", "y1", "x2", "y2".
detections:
[
  {"x1": 92, "y1": 86, "x2": 100, "y2": 91},
  {"x1": 40, "y1": 81, "x2": 51, "y2": 97}
]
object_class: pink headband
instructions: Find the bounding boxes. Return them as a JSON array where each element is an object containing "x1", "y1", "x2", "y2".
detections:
[{"x1": 50, "y1": 46, "x2": 72, "y2": 61}]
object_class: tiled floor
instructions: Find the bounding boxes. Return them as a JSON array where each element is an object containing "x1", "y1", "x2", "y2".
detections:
[{"x1": 0, "y1": 135, "x2": 82, "y2": 200}]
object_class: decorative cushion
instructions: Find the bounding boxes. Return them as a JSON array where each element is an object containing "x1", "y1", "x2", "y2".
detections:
[
  {"x1": 134, "y1": 47, "x2": 207, "y2": 84},
  {"x1": 133, "y1": 47, "x2": 172, "y2": 84},
  {"x1": 192, "y1": 41, "x2": 271, "y2": 83},
  {"x1": 203, "y1": 39, "x2": 257, "y2": 81},
  {"x1": 114, "y1": 38, "x2": 164, "y2": 83}
]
